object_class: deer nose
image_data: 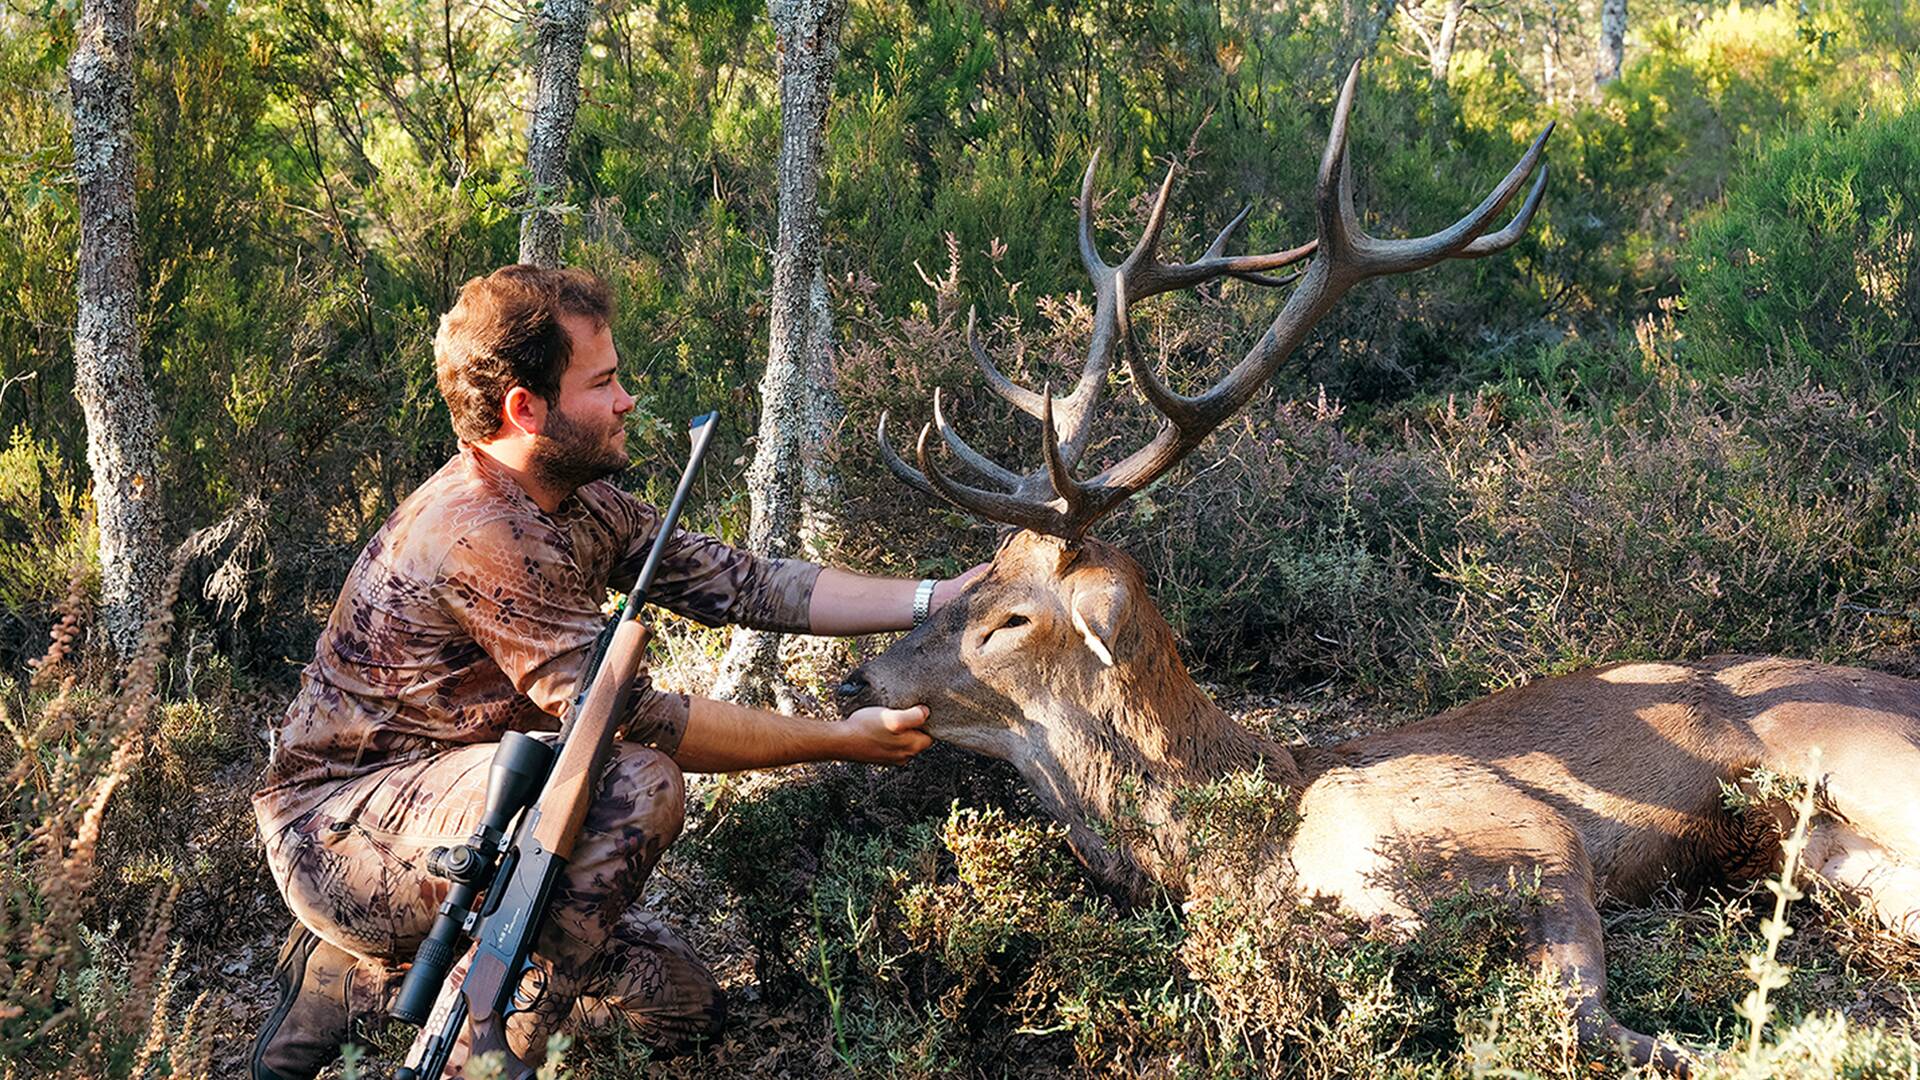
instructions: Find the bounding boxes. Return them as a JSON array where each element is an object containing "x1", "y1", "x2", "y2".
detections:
[{"x1": 835, "y1": 669, "x2": 871, "y2": 703}]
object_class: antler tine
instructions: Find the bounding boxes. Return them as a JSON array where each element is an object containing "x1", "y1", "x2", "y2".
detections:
[
  {"x1": 914, "y1": 421, "x2": 1064, "y2": 534},
  {"x1": 1201, "y1": 204, "x2": 1256, "y2": 261},
  {"x1": 1113, "y1": 271, "x2": 1203, "y2": 432},
  {"x1": 1121, "y1": 164, "x2": 1181, "y2": 275},
  {"x1": 1081, "y1": 155, "x2": 1317, "y2": 300},
  {"x1": 1317, "y1": 61, "x2": 1367, "y2": 271},
  {"x1": 1065, "y1": 271, "x2": 1210, "y2": 529},
  {"x1": 1049, "y1": 329, "x2": 1112, "y2": 470},
  {"x1": 876, "y1": 411, "x2": 938, "y2": 499},
  {"x1": 1201, "y1": 206, "x2": 1311, "y2": 288},
  {"x1": 1077, "y1": 151, "x2": 1112, "y2": 281},
  {"x1": 1122, "y1": 175, "x2": 1319, "y2": 301},
  {"x1": 1349, "y1": 123, "x2": 1553, "y2": 276},
  {"x1": 932, "y1": 387, "x2": 1021, "y2": 489},
  {"x1": 1231, "y1": 266, "x2": 1311, "y2": 289},
  {"x1": 1037, "y1": 383, "x2": 1088, "y2": 516},
  {"x1": 968, "y1": 307, "x2": 1047, "y2": 420},
  {"x1": 1319, "y1": 61, "x2": 1554, "y2": 279},
  {"x1": 1458, "y1": 162, "x2": 1550, "y2": 258}
]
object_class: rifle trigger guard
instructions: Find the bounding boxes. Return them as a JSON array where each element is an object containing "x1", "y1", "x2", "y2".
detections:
[{"x1": 509, "y1": 960, "x2": 547, "y2": 1013}]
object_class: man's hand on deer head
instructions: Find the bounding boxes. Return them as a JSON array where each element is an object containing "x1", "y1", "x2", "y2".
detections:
[
  {"x1": 932, "y1": 562, "x2": 991, "y2": 612},
  {"x1": 837, "y1": 704, "x2": 934, "y2": 765},
  {"x1": 806, "y1": 562, "x2": 992, "y2": 636}
]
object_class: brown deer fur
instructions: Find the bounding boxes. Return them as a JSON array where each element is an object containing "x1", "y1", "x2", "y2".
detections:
[{"x1": 839, "y1": 531, "x2": 1920, "y2": 1072}]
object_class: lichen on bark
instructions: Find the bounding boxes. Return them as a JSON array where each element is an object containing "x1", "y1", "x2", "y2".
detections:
[
  {"x1": 519, "y1": 0, "x2": 593, "y2": 267},
  {"x1": 69, "y1": 0, "x2": 165, "y2": 658},
  {"x1": 713, "y1": 0, "x2": 849, "y2": 708}
]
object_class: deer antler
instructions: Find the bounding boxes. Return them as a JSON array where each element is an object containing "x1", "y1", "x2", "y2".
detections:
[{"x1": 882, "y1": 62, "x2": 1551, "y2": 540}]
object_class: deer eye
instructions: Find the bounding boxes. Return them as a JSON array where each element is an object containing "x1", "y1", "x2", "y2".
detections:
[{"x1": 978, "y1": 612, "x2": 1031, "y2": 650}]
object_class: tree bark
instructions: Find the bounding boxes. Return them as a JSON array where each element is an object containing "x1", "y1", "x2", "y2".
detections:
[
  {"x1": 519, "y1": 0, "x2": 593, "y2": 267},
  {"x1": 1431, "y1": 0, "x2": 1464, "y2": 82},
  {"x1": 70, "y1": 0, "x2": 164, "y2": 657},
  {"x1": 1595, "y1": 0, "x2": 1627, "y2": 87},
  {"x1": 1541, "y1": 0, "x2": 1563, "y2": 106},
  {"x1": 1337, "y1": 0, "x2": 1400, "y2": 74},
  {"x1": 712, "y1": 0, "x2": 847, "y2": 708}
]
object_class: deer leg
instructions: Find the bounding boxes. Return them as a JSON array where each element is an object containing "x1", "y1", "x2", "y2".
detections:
[
  {"x1": 1528, "y1": 884, "x2": 1691, "y2": 1076},
  {"x1": 1752, "y1": 699, "x2": 1920, "y2": 857},
  {"x1": 1756, "y1": 709, "x2": 1920, "y2": 942},
  {"x1": 1806, "y1": 821, "x2": 1920, "y2": 944}
]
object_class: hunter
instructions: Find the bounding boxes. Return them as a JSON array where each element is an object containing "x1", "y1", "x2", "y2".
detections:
[{"x1": 250, "y1": 264, "x2": 982, "y2": 1079}]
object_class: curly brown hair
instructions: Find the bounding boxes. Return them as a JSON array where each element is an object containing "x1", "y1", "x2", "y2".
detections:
[{"x1": 433, "y1": 264, "x2": 614, "y2": 442}]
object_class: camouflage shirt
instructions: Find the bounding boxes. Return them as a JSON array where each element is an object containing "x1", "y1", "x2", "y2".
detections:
[{"x1": 252, "y1": 445, "x2": 821, "y2": 838}]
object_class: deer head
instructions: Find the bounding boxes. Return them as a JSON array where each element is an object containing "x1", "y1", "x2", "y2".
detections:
[
  {"x1": 840, "y1": 529, "x2": 1260, "y2": 897},
  {"x1": 838, "y1": 530, "x2": 1190, "y2": 756},
  {"x1": 839, "y1": 64, "x2": 1551, "y2": 898}
]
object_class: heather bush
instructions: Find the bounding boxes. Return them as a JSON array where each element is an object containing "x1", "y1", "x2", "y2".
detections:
[
  {"x1": 1412, "y1": 355, "x2": 1920, "y2": 704},
  {"x1": 0, "y1": 503, "x2": 288, "y2": 1077},
  {"x1": 0, "y1": 429, "x2": 94, "y2": 654}
]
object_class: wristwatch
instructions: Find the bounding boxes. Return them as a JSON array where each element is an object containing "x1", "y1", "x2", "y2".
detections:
[{"x1": 912, "y1": 578, "x2": 938, "y2": 627}]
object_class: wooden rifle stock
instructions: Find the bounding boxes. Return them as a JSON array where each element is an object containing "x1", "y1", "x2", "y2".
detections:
[{"x1": 531, "y1": 617, "x2": 650, "y2": 859}]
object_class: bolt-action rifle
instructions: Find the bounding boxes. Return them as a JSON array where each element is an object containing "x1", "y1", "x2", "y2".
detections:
[{"x1": 390, "y1": 411, "x2": 719, "y2": 1080}]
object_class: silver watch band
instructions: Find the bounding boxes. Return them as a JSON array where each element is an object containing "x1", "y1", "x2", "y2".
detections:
[{"x1": 912, "y1": 578, "x2": 938, "y2": 627}]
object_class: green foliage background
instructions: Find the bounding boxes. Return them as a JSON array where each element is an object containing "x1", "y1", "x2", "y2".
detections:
[{"x1": 2, "y1": 0, "x2": 1915, "y2": 689}]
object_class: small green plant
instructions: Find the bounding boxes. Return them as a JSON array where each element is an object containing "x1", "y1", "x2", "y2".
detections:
[
  {"x1": 1736, "y1": 750, "x2": 1821, "y2": 1071},
  {"x1": 1684, "y1": 103, "x2": 1920, "y2": 387},
  {"x1": 1174, "y1": 764, "x2": 1299, "y2": 881}
]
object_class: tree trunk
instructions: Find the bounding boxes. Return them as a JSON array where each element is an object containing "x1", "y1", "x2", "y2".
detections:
[
  {"x1": 1542, "y1": 38, "x2": 1556, "y2": 106},
  {"x1": 711, "y1": 0, "x2": 847, "y2": 709},
  {"x1": 797, "y1": 265, "x2": 842, "y2": 539},
  {"x1": 70, "y1": 0, "x2": 164, "y2": 658},
  {"x1": 1541, "y1": 0, "x2": 1562, "y2": 106},
  {"x1": 1431, "y1": 0, "x2": 1464, "y2": 81},
  {"x1": 1338, "y1": 0, "x2": 1400, "y2": 73},
  {"x1": 519, "y1": 0, "x2": 593, "y2": 267},
  {"x1": 1595, "y1": 0, "x2": 1627, "y2": 87}
]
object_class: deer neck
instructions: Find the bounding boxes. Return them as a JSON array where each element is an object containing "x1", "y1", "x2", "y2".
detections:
[{"x1": 1012, "y1": 648, "x2": 1301, "y2": 903}]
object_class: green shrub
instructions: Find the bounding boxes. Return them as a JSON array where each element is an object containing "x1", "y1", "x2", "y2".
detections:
[
  {"x1": 0, "y1": 427, "x2": 93, "y2": 644},
  {"x1": 1684, "y1": 101, "x2": 1920, "y2": 384}
]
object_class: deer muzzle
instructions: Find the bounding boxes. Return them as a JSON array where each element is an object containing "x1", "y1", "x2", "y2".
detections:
[{"x1": 834, "y1": 667, "x2": 879, "y2": 717}]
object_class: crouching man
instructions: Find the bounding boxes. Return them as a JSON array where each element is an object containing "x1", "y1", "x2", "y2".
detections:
[{"x1": 250, "y1": 264, "x2": 981, "y2": 1079}]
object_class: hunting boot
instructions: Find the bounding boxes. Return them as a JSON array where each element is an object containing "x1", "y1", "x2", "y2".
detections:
[{"x1": 251, "y1": 922, "x2": 399, "y2": 1080}]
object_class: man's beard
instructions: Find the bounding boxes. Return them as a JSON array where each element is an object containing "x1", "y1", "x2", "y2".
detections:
[{"x1": 528, "y1": 405, "x2": 628, "y2": 494}]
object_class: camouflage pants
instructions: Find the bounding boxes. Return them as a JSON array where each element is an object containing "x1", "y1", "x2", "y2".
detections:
[{"x1": 262, "y1": 740, "x2": 722, "y2": 1069}]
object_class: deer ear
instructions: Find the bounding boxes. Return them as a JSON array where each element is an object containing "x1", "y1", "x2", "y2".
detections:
[{"x1": 1069, "y1": 581, "x2": 1124, "y2": 668}]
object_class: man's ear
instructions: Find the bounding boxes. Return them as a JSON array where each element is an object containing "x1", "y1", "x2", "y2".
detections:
[
  {"x1": 1069, "y1": 576, "x2": 1126, "y2": 668},
  {"x1": 501, "y1": 385, "x2": 547, "y2": 437}
]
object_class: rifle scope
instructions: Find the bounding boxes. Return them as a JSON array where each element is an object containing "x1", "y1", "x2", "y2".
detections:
[{"x1": 391, "y1": 730, "x2": 554, "y2": 1025}]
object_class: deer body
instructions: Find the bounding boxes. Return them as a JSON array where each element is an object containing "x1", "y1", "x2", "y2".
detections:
[
  {"x1": 841, "y1": 535, "x2": 1920, "y2": 1070},
  {"x1": 851, "y1": 69, "x2": 1920, "y2": 1069}
]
